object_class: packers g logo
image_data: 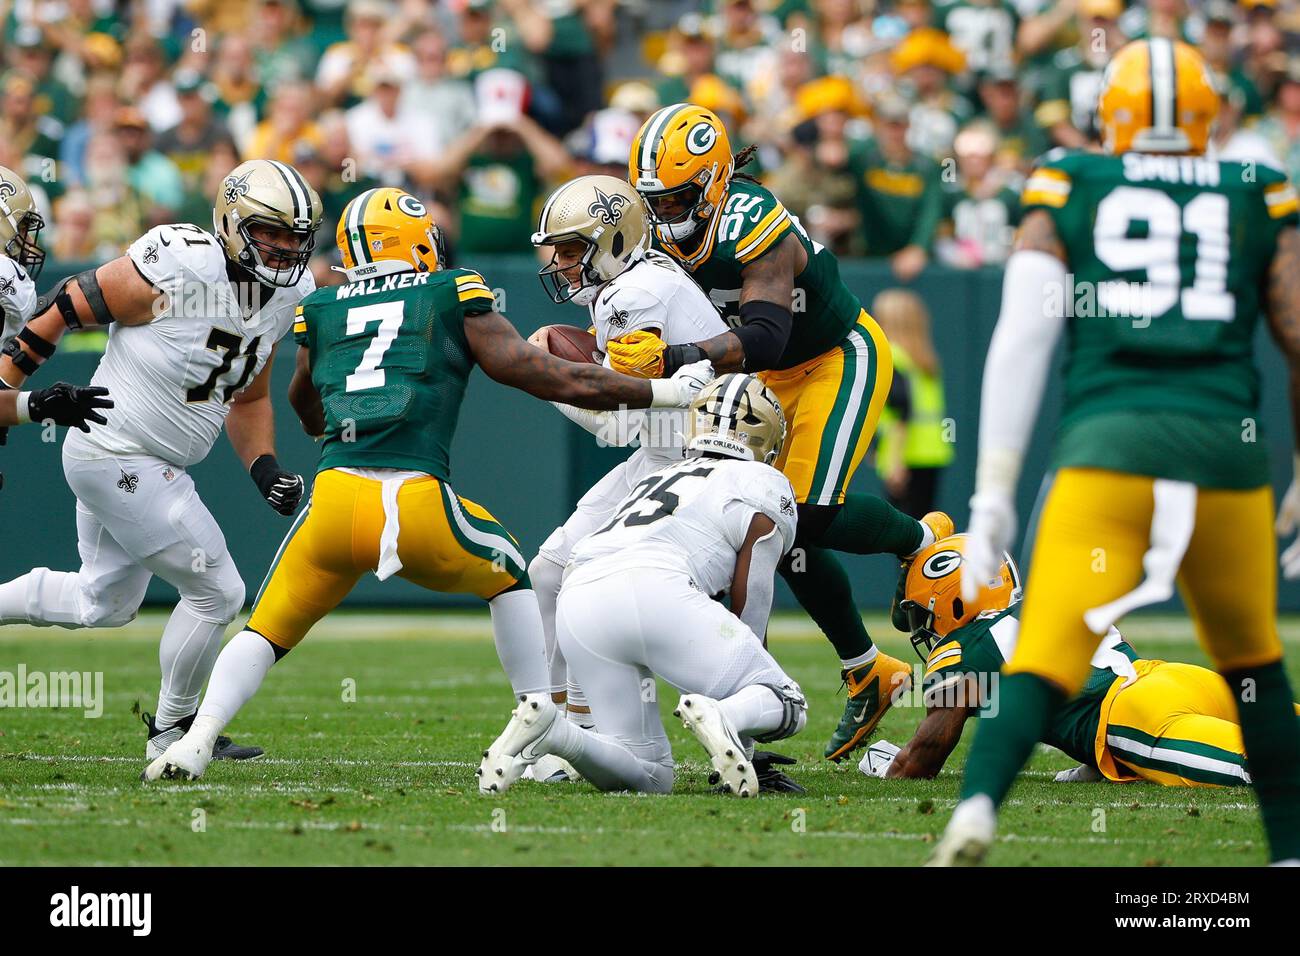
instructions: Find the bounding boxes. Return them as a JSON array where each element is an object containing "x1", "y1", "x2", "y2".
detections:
[
  {"x1": 587, "y1": 186, "x2": 627, "y2": 225},
  {"x1": 921, "y1": 550, "x2": 962, "y2": 580},
  {"x1": 686, "y1": 122, "x2": 718, "y2": 156},
  {"x1": 223, "y1": 171, "x2": 252, "y2": 207},
  {"x1": 397, "y1": 194, "x2": 426, "y2": 218}
]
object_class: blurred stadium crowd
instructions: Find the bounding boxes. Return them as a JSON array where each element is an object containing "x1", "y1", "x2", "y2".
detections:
[{"x1": 4, "y1": 0, "x2": 1299, "y2": 285}]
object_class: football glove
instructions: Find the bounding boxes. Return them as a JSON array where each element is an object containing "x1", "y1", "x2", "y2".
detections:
[
  {"x1": 858, "y1": 739, "x2": 901, "y2": 778},
  {"x1": 652, "y1": 359, "x2": 713, "y2": 408},
  {"x1": 1277, "y1": 453, "x2": 1300, "y2": 579},
  {"x1": 961, "y1": 491, "x2": 1016, "y2": 604},
  {"x1": 27, "y1": 383, "x2": 113, "y2": 432},
  {"x1": 605, "y1": 330, "x2": 667, "y2": 378},
  {"x1": 250, "y1": 454, "x2": 304, "y2": 516}
]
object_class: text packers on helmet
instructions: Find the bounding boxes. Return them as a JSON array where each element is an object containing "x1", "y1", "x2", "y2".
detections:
[
  {"x1": 1097, "y1": 38, "x2": 1219, "y2": 155},
  {"x1": 686, "y1": 373, "x2": 786, "y2": 465},
  {"x1": 0, "y1": 165, "x2": 45, "y2": 279},
  {"x1": 531, "y1": 175, "x2": 650, "y2": 305},
  {"x1": 629, "y1": 103, "x2": 733, "y2": 242},
  {"x1": 214, "y1": 158, "x2": 323, "y2": 287},
  {"x1": 898, "y1": 534, "x2": 1022, "y2": 661},
  {"x1": 336, "y1": 187, "x2": 446, "y2": 282}
]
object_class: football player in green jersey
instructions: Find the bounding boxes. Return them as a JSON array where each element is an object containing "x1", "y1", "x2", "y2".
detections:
[
  {"x1": 932, "y1": 39, "x2": 1300, "y2": 865},
  {"x1": 143, "y1": 187, "x2": 712, "y2": 782},
  {"x1": 609, "y1": 101, "x2": 954, "y2": 762}
]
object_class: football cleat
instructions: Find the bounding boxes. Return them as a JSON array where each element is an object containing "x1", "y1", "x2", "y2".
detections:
[
  {"x1": 141, "y1": 731, "x2": 212, "y2": 782},
  {"x1": 1054, "y1": 763, "x2": 1103, "y2": 783},
  {"x1": 528, "y1": 753, "x2": 580, "y2": 783},
  {"x1": 824, "y1": 653, "x2": 913, "y2": 761},
  {"x1": 911, "y1": 511, "x2": 955, "y2": 558},
  {"x1": 752, "y1": 750, "x2": 805, "y2": 794},
  {"x1": 143, "y1": 711, "x2": 263, "y2": 762},
  {"x1": 675, "y1": 694, "x2": 757, "y2": 798},
  {"x1": 477, "y1": 694, "x2": 559, "y2": 795},
  {"x1": 926, "y1": 795, "x2": 997, "y2": 867}
]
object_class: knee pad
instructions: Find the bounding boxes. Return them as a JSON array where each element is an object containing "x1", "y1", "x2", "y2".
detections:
[
  {"x1": 181, "y1": 565, "x2": 246, "y2": 624},
  {"x1": 751, "y1": 681, "x2": 808, "y2": 743}
]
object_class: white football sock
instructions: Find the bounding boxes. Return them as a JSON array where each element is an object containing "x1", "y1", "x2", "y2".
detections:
[
  {"x1": 541, "y1": 717, "x2": 673, "y2": 794},
  {"x1": 527, "y1": 554, "x2": 567, "y2": 695},
  {"x1": 154, "y1": 601, "x2": 228, "y2": 728},
  {"x1": 196, "y1": 629, "x2": 277, "y2": 730},
  {"x1": 717, "y1": 685, "x2": 786, "y2": 739},
  {"x1": 0, "y1": 569, "x2": 83, "y2": 626},
  {"x1": 488, "y1": 588, "x2": 549, "y2": 696},
  {"x1": 565, "y1": 682, "x2": 594, "y2": 729}
]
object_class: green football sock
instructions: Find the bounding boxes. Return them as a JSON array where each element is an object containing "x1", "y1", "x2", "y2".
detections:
[
  {"x1": 815, "y1": 494, "x2": 924, "y2": 557},
  {"x1": 778, "y1": 545, "x2": 874, "y2": 660},
  {"x1": 1223, "y1": 660, "x2": 1300, "y2": 862},
  {"x1": 960, "y1": 672, "x2": 1065, "y2": 806}
]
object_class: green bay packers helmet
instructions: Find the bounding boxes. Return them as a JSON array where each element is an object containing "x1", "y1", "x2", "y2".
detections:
[
  {"x1": 0, "y1": 165, "x2": 45, "y2": 279},
  {"x1": 629, "y1": 103, "x2": 733, "y2": 243},
  {"x1": 532, "y1": 175, "x2": 650, "y2": 305},
  {"x1": 686, "y1": 373, "x2": 786, "y2": 464},
  {"x1": 336, "y1": 187, "x2": 446, "y2": 281},
  {"x1": 214, "y1": 159, "x2": 323, "y2": 287},
  {"x1": 898, "y1": 534, "x2": 1022, "y2": 661}
]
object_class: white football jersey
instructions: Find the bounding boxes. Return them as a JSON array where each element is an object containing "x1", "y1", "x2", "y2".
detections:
[
  {"x1": 590, "y1": 250, "x2": 726, "y2": 460},
  {"x1": 66, "y1": 224, "x2": 314, "y2": 466},
  {"x1": 0, "y1": 255, "x2": 38, "y2": 344},
  {"x1": 566, "y1": 456, "x2": 798, "y2": 595}
]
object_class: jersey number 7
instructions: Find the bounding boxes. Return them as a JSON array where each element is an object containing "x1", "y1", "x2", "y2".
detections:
[{"x1": 344, "y1": 301, "x2": 405, "y2": 392}]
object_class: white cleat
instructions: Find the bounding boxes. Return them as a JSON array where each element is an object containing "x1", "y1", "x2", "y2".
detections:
[
  {"x1": 477, "y1": 693, "x2": 558, "y2": 795},
  {"x1": 926, "y1": 795, "x2": 997, "y2": 866},
  {"x1": 1054, "y1": 763, "x2": 1103, "y2": 783},
  {"x1": 674, "y1": 694, "x2": 757, "y2": 798},
  {"x1": 141, "y1": 732, "x2": 213, "y2": 782},
  {"x1": 529, "y1": 753, "x2": 579, "y2": 783}
]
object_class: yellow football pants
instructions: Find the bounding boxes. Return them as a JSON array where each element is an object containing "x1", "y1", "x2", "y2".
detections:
[
  {"x1": 248, "y1": 468, "x2": 525, "y2": 650},
  {"x1": 1098, "y1": 659, "x2": 1300, "y2": 787},
  {"x1": 1008, "y1": 468, "x2": 1282, "y2": 694},
  {"x1": 760, "y1": 310, "x2": 892, "y2": 505}
]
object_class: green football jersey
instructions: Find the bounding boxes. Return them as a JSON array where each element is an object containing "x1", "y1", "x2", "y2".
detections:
[
  {"x1": 923, "y1": 607, "x2": 1139, "y2": 767},
  {"x1": 293, "y1": 267, "x2": 497, "y2": 480},
  {"x1": 653, "y1": 177, "x2": 862, "y2": 370},
  {"x1": 1021, "y1": 150, "x2": 1300, "y2": 488}
]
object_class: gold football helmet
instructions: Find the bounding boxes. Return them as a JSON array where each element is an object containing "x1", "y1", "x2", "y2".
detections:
[
  {"x1": 1097, "y1": 38, "x2": 1219, "y2": 155},
  {"x1": 336, "y1": 187, "x2": 445, "y2": 281},
  {"x1": 897, "y1": 534, "x2": 1022, "y2": 660},
  {"x1": 686, "y1": 373, "x2": 786, "y2": 465},
  {"x1": 531, "y1": 175, "x2": 650, "y2": 305},
  {"x1": 213, "y1": 158, "x2": 323, "y2": 287},
  {"x1": 0, "y1": 165, "x2": 45, "y2": 279},
  {"x1": 629, "y1": 103, "x2": 733, "y2": 242}
]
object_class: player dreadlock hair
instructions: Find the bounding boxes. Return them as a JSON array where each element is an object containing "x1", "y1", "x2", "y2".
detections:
[{"x1": 732, "y1": 144, "x2": 761, "y2": 184}]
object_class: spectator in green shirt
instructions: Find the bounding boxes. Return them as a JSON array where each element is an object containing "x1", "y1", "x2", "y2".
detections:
[
  {"x1": 935, "y1": 123, "x2": 1021, "y2": 269},
  {"x1": 975, "y1": 64, "x2": 1050, "y2": 173},
  {"x1": 849, "y1": 94, "x2": 943, "y2": 282},
  {"x1": 9, "y1": 25, "x2": 80, "y2": 128}
]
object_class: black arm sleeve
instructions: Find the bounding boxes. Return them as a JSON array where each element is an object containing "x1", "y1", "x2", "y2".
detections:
[{"x1": 732, "y1": 299, "x2": 793, "y2": 372}]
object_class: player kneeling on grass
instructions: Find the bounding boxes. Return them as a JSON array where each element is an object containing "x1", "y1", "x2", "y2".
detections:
[
  {"x1": 143, "y1": 187, "x2": 712, "y2": 782},
  {"x1": 862, "y1": 534, "x2": 1298, "y2": 788},
  {"x1": 478, "y1": 374, "x2": 807, "y2": 797}
]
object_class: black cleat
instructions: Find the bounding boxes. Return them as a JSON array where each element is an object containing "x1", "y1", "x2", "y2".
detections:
[{"x1": 142, "y1": 710, "x2": 264, "y2": 762}]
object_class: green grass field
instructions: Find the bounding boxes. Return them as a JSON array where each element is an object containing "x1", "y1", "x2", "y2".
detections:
[{"x1": 0, "y1": 610, "x2": 1291, "y2": 866}]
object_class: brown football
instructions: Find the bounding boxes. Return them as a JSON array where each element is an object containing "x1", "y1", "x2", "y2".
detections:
[{"x1": 545, "y1": 324, "x2": 600, "y2": 364}]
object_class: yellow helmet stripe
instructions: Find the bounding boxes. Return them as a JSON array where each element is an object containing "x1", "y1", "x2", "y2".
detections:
[{"x1": 1149, "y1": 37, "x2": 1177, "y2": 137}]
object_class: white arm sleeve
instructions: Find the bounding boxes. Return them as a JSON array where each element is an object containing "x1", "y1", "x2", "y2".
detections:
[
  {"x1": 974, "y1": 249, "x2": 1068, "y2": 498},
  {"x1": 736, "y1": 521, "x2": 785, "y2": 639},
  {"x1": 549, "y1": 402, "x2": 641, "y2": 447}
]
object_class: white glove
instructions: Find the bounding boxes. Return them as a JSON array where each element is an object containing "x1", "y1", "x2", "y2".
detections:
[
  {"x1": 858, "y1": 739, "x2": 901, "y2": 778},
  {"x1": 1054, "y1": 763, "x2": 1103, "y2": 783},
  {"x1": 650, "y1": 359, "x2": 714, "y2": 408},
  {"x1": 1277, "y1": 453, "x2": 1300, "y2": 579},
  {"x1": 961, "y1": 491, "x2": 1017, "y2": 604}
]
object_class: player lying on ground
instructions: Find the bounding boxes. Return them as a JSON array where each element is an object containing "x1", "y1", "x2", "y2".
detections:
[
  {"x1": 523, "y1": 174, "x2": 730, "y2": 782},
  {"x1": 861, "y1": 534, "x2": 1299, "y2": 787},
  {"x1": 0, "y1": 158, "x2": 322, "y2": 767},
  {"x1": 932, "y1": 39, "x2": 1300, "y2": 865},
  {"x1": 143, "y1": 187, "x2": 712, "y2": 782},
  {"x1": 609, "y1": 103, "x2": 951, "y2": 761},
  {"x1": 478, "y1": 373, "x2": 807, "y2": 797}
]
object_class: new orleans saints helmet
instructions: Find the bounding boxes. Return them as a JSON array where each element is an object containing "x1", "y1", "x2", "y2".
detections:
[
  {"x1": 898, "y1": 534, "x2": 1022, "y2": 661},
  {"x1": 686, "y1": 373, "x2": 786, "y2": 465},
  {"x1": 336, "y1": 187, "x2": 446, "y2": 282},
  {"x1": 1097, "y1": 38, "x2": 1219, "y2": 155},
  {"x1": 531, "y1": 175, "x2": 650, "y2": 305},
  {"x1": 213, "y1": 159, "x2": 323, "y2": 287},
  {"x1": 0, "y1": 165, "x2": 45, "y2": 279},
  {"x1": 629, "y1": 103, "x2": 733, "y2": 243}
]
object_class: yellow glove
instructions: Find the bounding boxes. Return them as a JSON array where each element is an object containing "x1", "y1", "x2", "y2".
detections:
[{"x1": 605, "y1": 330, "x2": 668, "y2": 379}]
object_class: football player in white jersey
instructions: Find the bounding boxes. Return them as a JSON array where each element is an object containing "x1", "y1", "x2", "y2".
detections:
[
  {"x1": 0, "y1": 165, "x2": 114, "y2": 459},
  {"x1": 0, "y1": 158, "x2": 322, "y2": 766},
  {"x1": 479, "y1": 374, "x2": 807, "y2": 797},
  {"x1": 525, "y1": 175, "x2": 729, "y2": 780}
]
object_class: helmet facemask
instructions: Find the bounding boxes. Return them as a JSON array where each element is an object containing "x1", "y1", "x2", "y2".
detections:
[
  {"x1": 899, "y1": 596, "x2": 945, "y2": 662},
  {"x1": 236, "y1": 213, "x2": 316, "y2": 287},
  {"x1": 537, "y1": 233, "x2": 605, "y2": 305},
  {"x1": 640, "y1": 172, "x2": 714, "y2": 242},
  {"x1": 3, "y1": 207, "x2": 45, "y2": 280}
]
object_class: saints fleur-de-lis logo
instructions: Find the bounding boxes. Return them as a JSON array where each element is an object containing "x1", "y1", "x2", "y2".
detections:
[
  {"x1": 143, "y1": 243, "x2": 159, "y2": 265},
  {"x1": 0, "y1": 275, "x2": 13, "y2": 298},
  {"x1": 0, "y1": 179, "x2": 16, "y2": 202},
  {"x1": 117, "y1": 471, "x2": 139, "y2": 494},
  {"x1": 223, "y1": 171, "x2": 252, "y2": 207},
  {"x1": 587, "y1": 187, "x2": 627, "y2": 226},
  {"x1": 780, "y1": 495, "x2": 795, "y2": 517}
]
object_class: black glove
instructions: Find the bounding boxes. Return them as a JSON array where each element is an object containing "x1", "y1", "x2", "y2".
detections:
[
  {"x1": 661, "y1": 343, "x2": 708, "y2": 378},
  {"x1": 28, "y1": 383, "x2": 113, "y2": 432},
  {"x1": 250, "y1": 454, "x2": 304, "y2": 516}
]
